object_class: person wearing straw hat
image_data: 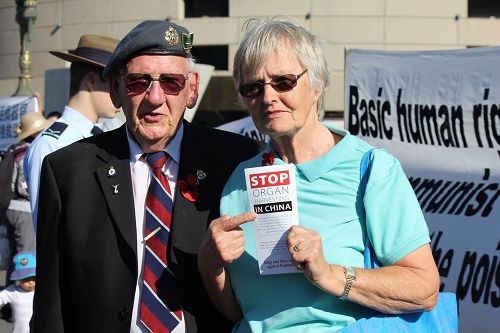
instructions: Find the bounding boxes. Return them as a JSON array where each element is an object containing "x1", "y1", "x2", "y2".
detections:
[
  {"x1": 2, "y1": 112, "x2": 53, "y2": 275},
  {"x1": 0, "y1": 250, "x2": 36, "y2": 333},
  {"x1": 15, "y1": 112, "x2": 54, "y2": 144},
  {"x1": 24, "y1": 34, "x2": 121, "y2": 230}
]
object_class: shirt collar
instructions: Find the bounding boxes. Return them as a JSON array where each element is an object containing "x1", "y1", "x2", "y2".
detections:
[
  {"x1": 126, "y1": 122, "x2": 184, "y2": 165},
  {"x1": 266, "y1": 124, "x2": 353, "y2": 182}
]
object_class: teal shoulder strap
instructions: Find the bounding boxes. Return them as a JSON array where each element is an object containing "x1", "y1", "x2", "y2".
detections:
[
  {"x1": 360, "y1": 148, "x2": 381, "y2": 269},
  {"x1": 359, "y1": 149, "x2": 374, "y2": 196}
]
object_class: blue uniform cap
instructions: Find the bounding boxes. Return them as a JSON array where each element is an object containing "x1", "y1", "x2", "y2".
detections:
[
  {"x1": 103, "y1": 20, "x2": 194, "y2": 78},
  {"x1": 11, "y1": 250, "x2": 36, "y2": 281}
]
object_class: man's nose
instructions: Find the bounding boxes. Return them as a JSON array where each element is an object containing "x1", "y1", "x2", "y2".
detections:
[{"x1": 145, "y1": 80, "x2": 166, "y2": 105}]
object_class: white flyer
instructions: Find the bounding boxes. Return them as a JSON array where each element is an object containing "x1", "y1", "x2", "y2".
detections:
[{"x1": 244, "y1": 164, "x2": 300, "y2": 275}]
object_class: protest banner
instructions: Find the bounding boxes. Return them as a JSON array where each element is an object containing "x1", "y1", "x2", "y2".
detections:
[
  {"x1": 217, "y1": 116, "x2": 342, "y2": 142},
  {"x1": 217, "y1": 116, "x2": 269, "y2": 142},
  {"x1": 0, "y1": 96, "x2": 39, "y2": 149},
  {"x1": 345, "y1": 47, "x2": 500, "y2": 332}
]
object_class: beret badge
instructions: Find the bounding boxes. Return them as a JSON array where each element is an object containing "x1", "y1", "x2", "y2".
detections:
[
  {"x1": 165, "y1": 26, "x2": 179, "y2": 45},
  {"x1": 182, "y1": 32, "x2": 194, "y2": 53},
  {"x1": 20, "y1": 258, "x2": 29, "y2": 266}
]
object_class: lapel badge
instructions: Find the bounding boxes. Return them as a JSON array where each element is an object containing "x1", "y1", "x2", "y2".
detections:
[
  {"x1": 165, "y1": 26, "x2": 179, "y2": 45},
  {"x1": 112, "y1": 184, "x2": 119, "y2": 194},
  {"x1": 182, "y1": 32, "x2": 194, "y2": 53},
  {"x1": 196, "y1": 169, "x2": 206, "y2": 180},
  {"x1": 107, "y1": 166, "x2": 116, "y2": 177}
]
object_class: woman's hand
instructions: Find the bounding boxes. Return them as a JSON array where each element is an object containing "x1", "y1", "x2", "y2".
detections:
[
  {"x1": 287, "y1": 225, "x2": 336, "y2": 291},
  {"x1": 200, "y1": 212, "x2": 257, "y2": 272},
  {"x1": 287, "y1": 226, "x2": 440, "y2": 313}
]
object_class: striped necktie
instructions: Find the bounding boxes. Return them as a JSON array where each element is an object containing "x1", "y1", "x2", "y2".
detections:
[{"x1": 141, "y1": 152, "x2": 182, "y2": 332}]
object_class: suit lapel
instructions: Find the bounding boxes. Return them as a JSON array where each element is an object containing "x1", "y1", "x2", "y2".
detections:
[
  {"x1": 174, "y1": 121, "x2": 200, "y2": 219},
  {"x1": 95, "y1": 126, "x2": 137, "y2": 256},
  {"x1": 171, "y1": 122, "x2": 212, "y2": 253},
  {"x1": 175, "y1": 121, "x2": 214, "y2": 204}
]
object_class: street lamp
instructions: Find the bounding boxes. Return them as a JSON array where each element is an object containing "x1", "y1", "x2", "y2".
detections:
[{"x1": 13, "y1": 0, "x2": 37, "y2": 96}]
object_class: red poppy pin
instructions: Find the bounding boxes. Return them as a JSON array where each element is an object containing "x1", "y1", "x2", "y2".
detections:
[
  {"x1": 178, "y1": 169, "x2": 206, "y2": 202},
  {"x1": 261, "y1": 151, "x2": 275, "y2": 166}
]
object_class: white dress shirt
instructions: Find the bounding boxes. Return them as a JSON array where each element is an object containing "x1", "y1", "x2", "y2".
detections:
[{"x1": 127, "y1": 124, "x2": 186, "y2": 333}]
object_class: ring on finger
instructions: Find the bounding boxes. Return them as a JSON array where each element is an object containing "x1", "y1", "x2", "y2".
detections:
[{"x1": 293, "y1": 243, "x2": 301, "y2": 252}]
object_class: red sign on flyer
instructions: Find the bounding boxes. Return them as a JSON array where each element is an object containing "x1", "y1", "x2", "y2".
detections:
[{"x1": 248, "y1": 170, "x2": 290, "y2": 189}]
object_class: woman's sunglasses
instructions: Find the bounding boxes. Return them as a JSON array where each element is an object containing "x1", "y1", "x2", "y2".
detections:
[
  {"x1": 122, "y1": 73, "x2": 189, "y2": 95},
  {"x1": 238, "y1": 69, "x2": 308, "y2": 98}
]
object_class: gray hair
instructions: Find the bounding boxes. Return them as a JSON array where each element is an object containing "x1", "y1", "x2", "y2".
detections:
[
  {"x1": 233, "y1": 17, "x2": 330, "y2": 119},
  {"x1": 187, "y1": 54, "x2": 197, "y2": 73}
]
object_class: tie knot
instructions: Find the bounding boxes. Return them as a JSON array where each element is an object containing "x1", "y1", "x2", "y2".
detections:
[{"x1": 145, "y1": 152, "x2": 168, "y2": 170}]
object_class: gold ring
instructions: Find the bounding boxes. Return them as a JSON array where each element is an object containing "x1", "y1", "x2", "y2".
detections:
[{"x1": 293, "y1": 244, "x2": 300, "y2": 252}]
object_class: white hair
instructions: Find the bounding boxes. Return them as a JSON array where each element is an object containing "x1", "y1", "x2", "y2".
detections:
[{"x1": 233, "y1": 17, "x2": 330, "y2": 119}]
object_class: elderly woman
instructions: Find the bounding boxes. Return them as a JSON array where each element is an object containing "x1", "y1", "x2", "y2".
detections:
[{"x1": 198, "y1": 18, "x2": 439, "y2": 332}]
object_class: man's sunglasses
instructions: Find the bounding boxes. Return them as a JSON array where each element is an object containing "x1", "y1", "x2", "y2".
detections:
[
  {"x1": 238, "y1": 69, "x2": 308, "y2": 98},
  {"x1": 122, "y1": 73, "x2": 189, "y2": 95}
]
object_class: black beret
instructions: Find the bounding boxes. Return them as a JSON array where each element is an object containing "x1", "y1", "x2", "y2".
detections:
[{"x1": 103, "y1": 20, "x2": 194, "y2": 78}]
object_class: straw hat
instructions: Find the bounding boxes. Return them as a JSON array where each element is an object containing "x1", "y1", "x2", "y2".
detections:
[
  {"x1": 50, "y1": 34, "x2": 120, "y2": 68},
  {"x1": 16, "y1": 112, "x2": 54, "y2": 142}
]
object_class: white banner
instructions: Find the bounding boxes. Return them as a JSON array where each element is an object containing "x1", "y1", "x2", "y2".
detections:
[
  {"x1": 217, "y1": 116, "x2": 269, "y2": 142},
  {"x1": 0, "y1": 96, "x2": 39, "y2": 150},
  {"x1": 345, "y1": 47, "x2": 500, "y2": 333}
]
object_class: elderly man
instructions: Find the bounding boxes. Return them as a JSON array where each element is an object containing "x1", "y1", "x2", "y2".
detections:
[{"x1": 32, "y1": 21, "x2": 261, "y2": 333}]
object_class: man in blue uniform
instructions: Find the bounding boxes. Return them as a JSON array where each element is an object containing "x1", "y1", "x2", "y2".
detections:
[{"x1": 24, "y1": 34, "x2": 120, "y2": 229}]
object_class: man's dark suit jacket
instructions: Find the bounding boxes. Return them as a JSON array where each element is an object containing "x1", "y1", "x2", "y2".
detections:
[{"x1": 33, "y1": 121, "x2": 262, "y2": 333}]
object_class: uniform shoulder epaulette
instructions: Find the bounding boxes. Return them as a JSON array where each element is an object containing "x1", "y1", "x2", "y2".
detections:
[{"x1": 42, "y1": 122, "x2": 68, "y2": 140}]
